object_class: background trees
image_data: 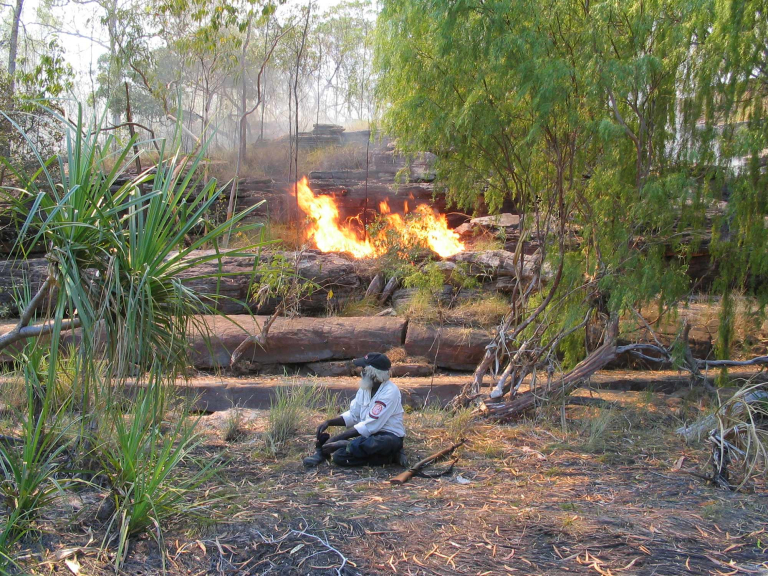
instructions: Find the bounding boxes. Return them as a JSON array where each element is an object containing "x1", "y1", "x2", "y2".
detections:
[{"x1": 1, "y1": 0, "x2": 377, "y2": 162}]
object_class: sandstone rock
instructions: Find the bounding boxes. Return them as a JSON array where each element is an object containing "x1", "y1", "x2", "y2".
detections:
[
  {"x1": 305, "y1": 361, "x2": 354, "y2": 377},
  {"x1": 448, "y1": 250, "x2": 538, "y2": 281},
  {"x1": 470, "y1": 213, "x2": 520, "y2": 229},
  {"x1": 391, "y1": 363, "x2": 433, "y2": 377},
  {"x1": 391, "y1": 286, "x2": 454, "y2": 309},
  {"x1": 0, "y1": 250, "x2": 361, "y2": 318}
]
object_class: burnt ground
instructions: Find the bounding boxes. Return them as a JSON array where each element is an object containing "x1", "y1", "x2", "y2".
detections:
[{"x1": 12, "y1": 386, "x2": 768, "y2": 575}]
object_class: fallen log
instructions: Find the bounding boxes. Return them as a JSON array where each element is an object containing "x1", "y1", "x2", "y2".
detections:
[
  {"x1": 480, "y1": 331, "x2": 620, "y2": 421},
  {"x1": 189, "y1": 315, "x2": 408, "y2": 369},
  {"x1": 676, "y1": 387, "x2": 768, "y2": 442},
  {"x1": 404, "y1": 323, "x2": 493, "y2": 371},
  {"x1": 0, "y1": 250, "x2": 361, "y2": 317}
]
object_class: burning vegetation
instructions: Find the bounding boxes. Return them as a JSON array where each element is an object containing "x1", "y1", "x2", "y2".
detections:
[{"x1": 294, "y1": 177, "x2": 464, "y2": 259}]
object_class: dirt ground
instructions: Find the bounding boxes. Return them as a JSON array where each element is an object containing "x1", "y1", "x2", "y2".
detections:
[{"x1": 15, "y1": 387, "x2": 768, "y2": 575}]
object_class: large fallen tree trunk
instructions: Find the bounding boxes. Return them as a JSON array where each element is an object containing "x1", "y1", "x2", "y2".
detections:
[
  {"x1": 188, "y1": 315, "x2": 408, "y2": 369},
  {"x1": 0, "y1": 250, "x2": 362, "y2": 317},
  {"x1": 404, "y1": 323, "x2": 493, "y2": 371},
  {"x1": 477, "y1": 317, "x2": 768, "y2": 421}
]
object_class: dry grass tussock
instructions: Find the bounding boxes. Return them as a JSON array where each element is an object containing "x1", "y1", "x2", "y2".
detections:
[
  {"x1": 445, "y1": 294, "x2": 509, "y2": 328},
  {"x1": 336, "y1": 296, "x2": 385, "y2": 317},
  {"x1": 394, "y1": 292, "x2": 509, "y2": 328}
]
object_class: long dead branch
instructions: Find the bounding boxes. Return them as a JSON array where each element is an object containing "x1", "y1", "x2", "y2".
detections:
[
  {"x1": 479, "y1": 317, "x2": 620, "y2": 421},
  {"x1": 0, "y1": 273, "x2": 81, "y2": 353}
]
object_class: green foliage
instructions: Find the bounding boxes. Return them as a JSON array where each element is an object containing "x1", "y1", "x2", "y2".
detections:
[
  {"x1": 402, "y1": 261, "x2": 444, "y2": 294},
  {"x1": 0, "y1": 107, "x2": 263, "y2": 568},
  {"x1": 16, "y1": 39, "x2": 74, "y2": 99},
  {"x1": 248, "y1": 252, "x2": 318, "y2": 317},
  {"x1": 4, "y1": 106, "x2": 263, "y2": 383},
  {"x1": 375, "y1": 0, "x2": 768, "y2": 343},
  {"x1": 0, "y1": 344, "x2": 77, "y2": 566},
  {"x1": 96, "y1": 373, "x2": 216, "y2": 570}
]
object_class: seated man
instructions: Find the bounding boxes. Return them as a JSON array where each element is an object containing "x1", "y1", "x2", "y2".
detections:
[{"x1": 303, "y1": 352, "x2": 407, "y2": 468}]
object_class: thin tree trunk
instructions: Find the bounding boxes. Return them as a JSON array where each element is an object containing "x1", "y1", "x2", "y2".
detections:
[
  {"x1": 238, "y1": 15, "x2": 253, "y2": 164},
  {"x1": 260, "y1": 18, "x2": 269, "y2": 141},
  {"x1": 7, "y1": 0, "x2": 24, "y2": 96},
  {"x1": 1, "y1": 0, "x2": 24, "y2": 184},
  {"x1": 124, "y1": 82, "x2": 141, "y2": 174},
  {"x1": 316, "y1": 42, "x2": 322, "y2": 126},
  {"x1": 223, "y1": 14, "x2": 254, "y2": 248},
  {"x1": 292, "y1": 3, "x2": 311, "y2": 230}
]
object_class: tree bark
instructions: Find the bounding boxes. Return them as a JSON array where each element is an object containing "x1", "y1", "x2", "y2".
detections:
[
  {"x1": 124, "y1": 81, "x2": 141, "y2": 174},
  {"x1": 7, "y1": 0, "x2": 24, "y2": 97}
]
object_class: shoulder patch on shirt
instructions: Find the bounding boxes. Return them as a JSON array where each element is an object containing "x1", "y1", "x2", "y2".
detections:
[{"x1": 369, "y1": 400, "x2": 387, "y2": 419}]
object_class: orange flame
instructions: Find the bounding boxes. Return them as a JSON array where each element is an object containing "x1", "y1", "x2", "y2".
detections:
[
  {"x1": 295, "y1": 177, "x2": 377, "y2": 258},
  {"x1": 295, "y1": 177, "x2": 464, "y2": 259}
]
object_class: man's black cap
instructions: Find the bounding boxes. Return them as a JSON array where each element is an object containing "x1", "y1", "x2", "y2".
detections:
[{"x1": 352, "y1": 352, "x2": 391, "y2": 371}]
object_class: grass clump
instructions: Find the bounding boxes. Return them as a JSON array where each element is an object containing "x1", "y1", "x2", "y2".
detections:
[
  {"x1": 0, "y1": 346, "x2": 77, "y2": 570},
  {"x1": 395, "y1": 291, "x2": 441, "y2": 324},
  {"x1": 576, "y1": 408, "x2": 620, "y2": 453},
  {"x1": 267, "y1": 384, "x2": 327, "y2": 453},
  {"x1": 97, "y1": 375, "x2": 216, "y2": 570},
  {"x1": 337, "y1": 296, "x2": 384, "y2": 317},
  {"x1": 223, "y1": 407, "x2": 246, "y2": 443},
  {"x1": 0, "y1": 107, "x2": 265, "y2": 569},
  {"x1": 446, "y1": 295, "x2": 509, "y2": 328}
]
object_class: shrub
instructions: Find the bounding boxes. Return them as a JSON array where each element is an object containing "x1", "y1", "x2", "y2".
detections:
[
  {"x1": 0, "y1": 344, "x2": 77, "y2": 566},
  {"x1": 0, "y1": 106, "x2": 266, "y2": 569},
  {"x1": 96, "y1": 374, "x2": 216, "y2": 570}
]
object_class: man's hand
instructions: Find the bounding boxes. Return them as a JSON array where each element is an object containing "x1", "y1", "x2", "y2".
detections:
[{"x1": 316, "y1": 420, "x2": 330, "y2": 440}]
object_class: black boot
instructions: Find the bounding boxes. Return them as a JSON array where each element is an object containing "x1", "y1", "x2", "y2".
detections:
[
  {"x1": 394, "y1": 449, "x2": 409, "y2": 468},
  {"x1": 303, "y1": 447, "x2": 326, "y2": 467}
]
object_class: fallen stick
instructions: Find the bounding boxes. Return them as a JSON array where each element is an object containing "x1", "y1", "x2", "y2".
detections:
[{"x1": 390, "y1": 439, "x2": 465, "y2": 485}]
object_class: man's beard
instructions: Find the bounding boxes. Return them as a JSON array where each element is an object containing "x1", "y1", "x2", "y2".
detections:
[{"x1": 359, "y1": 371, "x2": 375, "y2": 391}]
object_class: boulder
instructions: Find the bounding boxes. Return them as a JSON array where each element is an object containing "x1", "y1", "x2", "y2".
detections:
[
  {"x1": 391, "y1": 286, "x2": 454, "y2": 309},
  {"x1": 470, "y1": 213, "x2": 520, "y2": 229},
  {"x1": 365, "y1": 273, "x2": 385, "y2": 299},
  {"x1": 391, "y1": 363, "x2": 434, "y2": 377},
  {"x1": 305, "y1": 360, "x2": 354, "y2": 377},
  {"x1": 379, "y1": 276, "x2": 399, "y2": 304}
]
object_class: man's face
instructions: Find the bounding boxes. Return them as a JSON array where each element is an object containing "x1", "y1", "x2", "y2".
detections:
[{"x1": 359, "y1": 366, "x2": 375, "y2": 391}]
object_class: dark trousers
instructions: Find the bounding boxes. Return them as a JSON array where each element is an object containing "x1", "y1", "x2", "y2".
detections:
[{"x1": 326, "y1": 432, "x2": 404, "y2": 467}]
